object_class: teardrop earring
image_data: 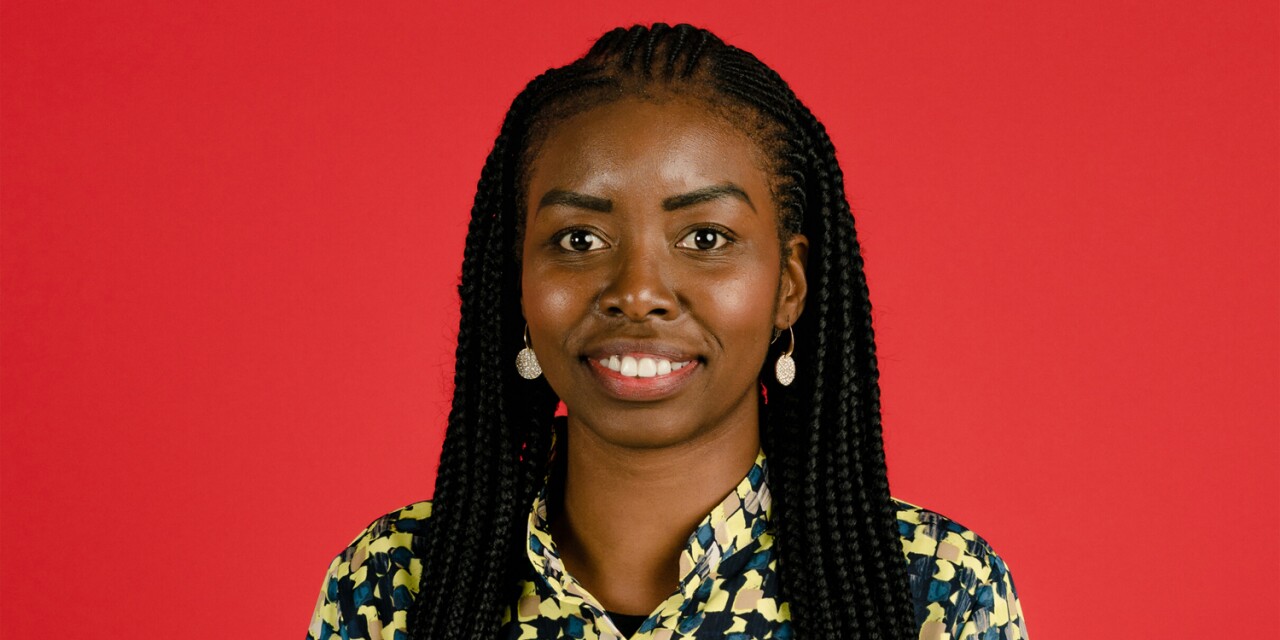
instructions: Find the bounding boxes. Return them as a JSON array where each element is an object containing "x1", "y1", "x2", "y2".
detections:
[
  {"x1": 773, "y1": 326, "x2": 796, "y2": 386},
  {"x1": 515, "y1": 324, "x2": 542, "y2": 380}
]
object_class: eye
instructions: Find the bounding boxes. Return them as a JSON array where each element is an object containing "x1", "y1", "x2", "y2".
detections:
[
  {"x1": 557, "y1": 229, "x2": 608, "y2": 252},
  {"x1": 676, "y1": 228, "x2": 729, "y2": 251}
]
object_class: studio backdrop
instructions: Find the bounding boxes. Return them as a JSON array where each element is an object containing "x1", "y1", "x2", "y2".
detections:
[{"x1": 2, "y1": 1, "x2": 1276, "y2": 638}]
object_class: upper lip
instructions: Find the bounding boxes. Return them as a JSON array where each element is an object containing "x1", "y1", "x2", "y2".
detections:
[{"x1": 582, "y1": 339, "x2": 700, "y2": 362}]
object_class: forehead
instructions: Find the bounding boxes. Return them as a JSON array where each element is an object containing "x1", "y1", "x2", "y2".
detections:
[{"x1": 524, "y1": 96, "x2": 773, "y2": 195}]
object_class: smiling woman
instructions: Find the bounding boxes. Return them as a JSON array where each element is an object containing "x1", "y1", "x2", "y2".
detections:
[
  {"x1": 306, "y1": 24, "x2": 1027, "y2": 640},
  {"x1": 522, "y1": 97, "x2": 804, "y2": 445}
]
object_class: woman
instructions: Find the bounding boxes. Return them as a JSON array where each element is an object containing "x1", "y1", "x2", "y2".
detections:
[{"x1": 307, "y1": 24, "x2": 1027, "y2": 640}]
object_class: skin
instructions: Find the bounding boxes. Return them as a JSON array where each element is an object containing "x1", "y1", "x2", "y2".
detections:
[{"x1": 520, "y1": 96, "x2": 808, "y2": 616}]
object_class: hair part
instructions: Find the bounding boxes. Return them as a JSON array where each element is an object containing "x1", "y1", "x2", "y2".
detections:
[{"x1": 412, "y1": 23, "x2": 916, "y2": 639}]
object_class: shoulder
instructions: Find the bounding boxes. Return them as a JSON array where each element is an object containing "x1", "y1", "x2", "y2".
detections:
[
  {"x1": 306, "y1": 500, "x2": 433, "y2": 640},
  {"x1": 891, "y1": 497, "x2": 1029, "y2": 639},
  {"x1": 339, "y1": 499, "x2": 434, "y2": 551},
  {"x1": 891, "y1": 497, "x2": 1004, "y2": 570},
  {"x1": 325, "y1": 500, "x2": 433, "y2": 588}
]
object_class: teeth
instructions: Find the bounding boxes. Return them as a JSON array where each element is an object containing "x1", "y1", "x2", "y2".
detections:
[{"x1": 596, "y1": 355, "x2": 692, "y2": 378}]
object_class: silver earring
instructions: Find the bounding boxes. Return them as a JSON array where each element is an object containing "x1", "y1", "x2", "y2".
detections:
[
  {"x1": 773, "y1": 326, "x2": 796, "y2": 386},
  {"x1": 515, "y1": 324, "x2": 542, "y2": 380}
]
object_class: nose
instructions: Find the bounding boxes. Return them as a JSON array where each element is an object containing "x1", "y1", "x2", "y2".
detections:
[{"x1": 598, "y1": 244, "x2": 678, "y2": 321}]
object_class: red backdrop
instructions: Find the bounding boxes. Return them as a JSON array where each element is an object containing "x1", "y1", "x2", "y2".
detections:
[{"x1": 2, "y1": 1, "x2": 1276, "y2": 637}]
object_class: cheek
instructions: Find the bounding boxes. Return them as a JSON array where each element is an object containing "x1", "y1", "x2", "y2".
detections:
[
  {"x1": 522, "y1": 267, "x2": 591, "y2": 330},
  {"x1": 682, "y1": 264, "x2": 780, "y2": 333}
]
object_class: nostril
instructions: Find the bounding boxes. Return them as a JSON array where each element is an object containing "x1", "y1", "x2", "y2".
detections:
[
  {"x1": 599, "y1": 287, "x2": 677, "y2": 320},
  {"x1": 601, "y1": 304, "x2": 669, "y2": 319}
]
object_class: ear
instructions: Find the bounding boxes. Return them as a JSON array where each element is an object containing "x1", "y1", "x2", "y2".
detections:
[{"x1": 775, "y1": 233, "x2": 809, "y2": 328}]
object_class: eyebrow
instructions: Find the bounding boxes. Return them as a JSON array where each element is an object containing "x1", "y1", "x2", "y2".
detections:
[
  {"x1": 536, "y1": 183, "x2": 754, "y2": 213},
  {"x1": 662, "y1": 183, "x2": 754, "y2": 212},
  {"x1": 537, "y1": 189, "x2": 613, "y2": 212}
]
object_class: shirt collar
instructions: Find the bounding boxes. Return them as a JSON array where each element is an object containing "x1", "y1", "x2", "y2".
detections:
[{"x1": 525, "y1": 448, "x2": 773, "y2": 605}]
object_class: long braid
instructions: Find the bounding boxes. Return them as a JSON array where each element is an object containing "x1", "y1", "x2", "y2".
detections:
[
  {"x1": 411, "y1": 23, "x2": 916, "y2": 638},
  {"x1": 411, "y1": 77, "x2": 563, "y2": 636},
  {"x1": 711, "y1": 39, "x2": 915, "y2": 636}
]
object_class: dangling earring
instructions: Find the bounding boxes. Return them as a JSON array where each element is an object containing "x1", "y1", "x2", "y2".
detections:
[
  {"x1": 773, "y1": 325, "x2": 796, "y2": 386},
  {"x1": 515, "y1": 324, "x2": 542, "y2": 380}
]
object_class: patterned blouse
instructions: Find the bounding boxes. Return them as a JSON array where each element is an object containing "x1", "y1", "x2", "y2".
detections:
[{"x1": 306, "y1": 450, "x2": 1028, "y2": 639}]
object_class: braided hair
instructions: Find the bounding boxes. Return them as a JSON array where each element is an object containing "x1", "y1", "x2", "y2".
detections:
[{"x1": 411, "y1": 24, "x2": 916, "y2": 639}]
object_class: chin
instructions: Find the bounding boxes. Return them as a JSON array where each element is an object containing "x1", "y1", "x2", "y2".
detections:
[{"x1": 570, "y1": 409, "x2": 707, "y2": 450}]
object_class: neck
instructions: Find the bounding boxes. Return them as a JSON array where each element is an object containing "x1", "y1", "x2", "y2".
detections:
[{"x1": 549, "y1": 415, "x2": 760, "y2": 616}]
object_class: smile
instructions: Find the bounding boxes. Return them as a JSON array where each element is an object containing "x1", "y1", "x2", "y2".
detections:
[
  {"x1": 596, "y1": 355, "x2": 694, "y2": 378},
  {"x1": 583, "y1": 349, "x2": 701, "y2": 402}
]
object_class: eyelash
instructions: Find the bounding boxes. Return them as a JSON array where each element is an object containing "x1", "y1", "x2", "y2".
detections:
[
  {"x1": 553, "y1": 228, "x2": 609, "y2": 252},
  {"x1": 550, "y1": 225, "x2": 737, "y2": 253},
  {"x1": 676, "y1": 226, "x2": 735, "y2": 251}
]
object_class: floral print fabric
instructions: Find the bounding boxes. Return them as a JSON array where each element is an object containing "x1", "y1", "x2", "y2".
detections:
[{"x1": 306, "y1": 451, "x2": 1027, "y2": 639}]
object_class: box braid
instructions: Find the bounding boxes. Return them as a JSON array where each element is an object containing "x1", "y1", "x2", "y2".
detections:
[{"x1": 410, "y1": 23, "x2": 915, "y2": 639}]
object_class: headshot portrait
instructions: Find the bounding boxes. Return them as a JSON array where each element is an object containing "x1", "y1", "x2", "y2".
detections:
[{"x1": 1, "y1": 2, "x2": 1275, "y2": 639}]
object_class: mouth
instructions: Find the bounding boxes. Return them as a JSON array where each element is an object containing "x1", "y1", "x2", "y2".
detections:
[
  {"x1": 580, "y1": 343, "x2": 702, "y2": 401},
  {"x1": 594, "y1": 354, "x2": 694, "y2": 378}
]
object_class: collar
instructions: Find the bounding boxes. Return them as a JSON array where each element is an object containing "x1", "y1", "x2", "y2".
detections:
[{"x1": 525, "y1": 448, "x2": 773, "y2": 613}]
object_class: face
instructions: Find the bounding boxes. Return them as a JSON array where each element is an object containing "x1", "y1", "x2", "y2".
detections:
[{"x1": 521, "y1": 96, "x2": 808, "y2": 450}]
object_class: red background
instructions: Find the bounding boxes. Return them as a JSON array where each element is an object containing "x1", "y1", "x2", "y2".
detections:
[{"x1": 2, "y1": 1, "x2": 1276, "y2": 637}]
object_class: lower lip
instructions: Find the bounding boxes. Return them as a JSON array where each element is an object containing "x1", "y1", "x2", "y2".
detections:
[{"x1": 585, "y1": 359, "x2": 700, "y2": 401}]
